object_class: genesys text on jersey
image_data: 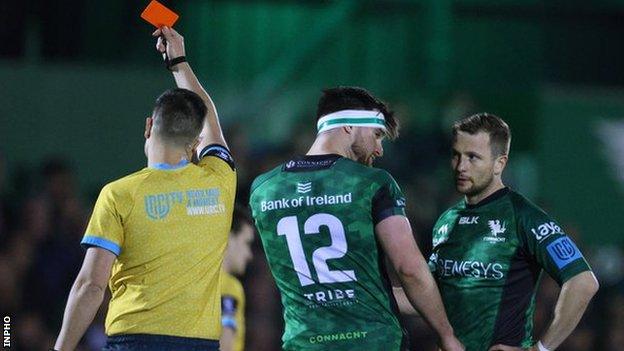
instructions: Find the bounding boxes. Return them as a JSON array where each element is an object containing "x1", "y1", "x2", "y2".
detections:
[
  {"x1": 431, "y1": 255, "x2": 505, "y2": 280},
  {"x1": 260, "y1": 193, "x2": 353, "y2": 212}
]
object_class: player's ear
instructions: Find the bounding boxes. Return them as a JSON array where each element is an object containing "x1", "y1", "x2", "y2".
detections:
[
  {"x1": 145, "y1": 117, "x2": 154, "y2": 139},
  {"x1": 342, "y1": 126, "x2": 354, "y2": 134},
  {"x1": 494, "y1": 154, "x2": 508, "y2": 175}
]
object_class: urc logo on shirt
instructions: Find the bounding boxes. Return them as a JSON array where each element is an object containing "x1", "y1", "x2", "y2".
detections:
[
  {"x1": 144, "y1": 188, "x2": 223, "y2": 220},
  {"x1": 144, "y1": 192, "x2": 184, "y2": 219},
  {"x1": 546, "y1": 237, "x2": 582, "y2": 269}
]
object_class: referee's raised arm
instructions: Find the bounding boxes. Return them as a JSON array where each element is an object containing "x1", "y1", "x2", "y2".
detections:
[{"x1": 153, "y1": 26, "x2": 227, "y2": 150}]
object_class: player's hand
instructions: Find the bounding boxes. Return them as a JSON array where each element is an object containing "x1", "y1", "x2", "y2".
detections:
[
  {"x1": 152, "y1": 26, "x2": 186, "y2": 60},
  {"x1": 438, "y1": 335, "x2": 465, "y2": 351},
  {"x1": 488, "y1": 344, "x2": 528, "y2": 351}
]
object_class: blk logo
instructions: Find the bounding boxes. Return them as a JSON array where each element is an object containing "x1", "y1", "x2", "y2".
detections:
[{"x1": 459, "y1": 216, "x2": 479, "y2": 225}]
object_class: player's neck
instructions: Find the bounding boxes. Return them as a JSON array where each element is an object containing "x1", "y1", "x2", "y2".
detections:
[
  {"x1": 307, "y1": 134, "x2": 355, "y2": 160},
  {"x1": 465, "y1": 179, "x2": 505, "y2": 205},
  {"x1": 146, "y1": 142, "x2": 189, "y2": 168}
]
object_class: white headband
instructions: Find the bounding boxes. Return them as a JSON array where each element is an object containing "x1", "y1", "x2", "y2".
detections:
[{"x1": 317, "y1": 109, "x2": 386, "y2": 134}]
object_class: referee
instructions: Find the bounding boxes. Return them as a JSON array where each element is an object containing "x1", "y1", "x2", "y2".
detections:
[{"x1": 53, "y1": 27, "x2": 236, "y2": 351}]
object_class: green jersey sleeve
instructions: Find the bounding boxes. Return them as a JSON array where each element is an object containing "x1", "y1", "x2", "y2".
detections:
[
  {"x1": 371, "y1": 171, "x2": 406, "y2": 225},
  {"x1": 517, "y1": 204, "x2": 591, "y2": 285}
]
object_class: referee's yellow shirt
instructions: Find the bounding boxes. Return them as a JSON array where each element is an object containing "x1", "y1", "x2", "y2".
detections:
[{"x1": 81, "y1": 145, "x2": 236, "y2": 340}]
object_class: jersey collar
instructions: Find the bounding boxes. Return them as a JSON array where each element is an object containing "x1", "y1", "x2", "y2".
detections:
[
  {"x1": 150, "y1": 159, "x2": 190, "y2": 170},
  {"x1": 283, "y1": 154, "x2": 343, "y2": 172},
  {"x1": 465, "y1": 187, "x2": 510, "y2": 209}
]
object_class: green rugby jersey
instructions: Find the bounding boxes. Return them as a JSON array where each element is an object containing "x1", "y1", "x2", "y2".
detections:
[
  {"x1": 250, "y1": 154, "x2": 408, "y2": 351},
  {"x1": 429, "y1": 188, "x2": 592, "y2": 351}
]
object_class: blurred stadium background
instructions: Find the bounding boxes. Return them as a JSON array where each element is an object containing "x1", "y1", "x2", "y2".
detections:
[{"x1": 1, "y1": 0, "x2": 624, "y2": 350}]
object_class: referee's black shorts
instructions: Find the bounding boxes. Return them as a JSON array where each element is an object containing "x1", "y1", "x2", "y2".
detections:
[{"x1": 103, "y1": 334, "x2": 219, "y2": 350}]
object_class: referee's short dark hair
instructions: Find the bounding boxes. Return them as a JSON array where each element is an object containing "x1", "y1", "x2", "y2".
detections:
[
  {"x1": 231, "y1": 204, "x2": 254, "y2": 236},
  {"x1": 316, "y1": 86, "x2": 399, "y2": 140},
  {"x1": 452, "y1": 113, "x2": 511, "y2": 156},
  {"x1": 152, "y1": 88, "x2": 207, "y2": 147}
]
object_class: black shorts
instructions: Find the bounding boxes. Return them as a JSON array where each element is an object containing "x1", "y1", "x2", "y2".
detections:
[{"x1": 103, "y1": 334, "x2": 219, "y2": 351}]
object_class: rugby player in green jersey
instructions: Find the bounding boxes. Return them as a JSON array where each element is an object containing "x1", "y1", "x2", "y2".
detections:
[
  {"x1": 250, "y1": 87, "x2": 463, "y2": 351},
  {"x1": 428, "y1": 113, "x2": 599, "y2": 351}
]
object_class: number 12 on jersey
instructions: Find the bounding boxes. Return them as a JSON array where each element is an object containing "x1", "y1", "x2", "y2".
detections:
[{"x1": 277, "y1": 213, "x2": 357, "y2": 287}]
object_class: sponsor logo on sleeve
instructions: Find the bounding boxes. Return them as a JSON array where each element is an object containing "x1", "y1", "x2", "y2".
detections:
[
  {"x1": 202, "y1": 145, "x2": 233, "y2": 164},
  {"x1": 546, "y1": 237, "x2": 583, "y2": 269},
  {"x1": 433, "y1": 224, "x2": 450, "y2": 247},
  {"x1": 437, "y1": 224, "x2": 449, "y2": 235},
  {"x1": 433, "y1": 236, "x2": 448, "y2": 247},
  {"x1": 531, "y1": 221, "x2": 564, "y2": 242},
  {"x1": 217, "y1": 150, "x2": 231, "y2": 161}
]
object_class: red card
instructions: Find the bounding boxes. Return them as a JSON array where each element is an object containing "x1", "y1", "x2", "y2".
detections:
[{"x1": 141, "y1": 0, "x2": 179, "y2": 28}]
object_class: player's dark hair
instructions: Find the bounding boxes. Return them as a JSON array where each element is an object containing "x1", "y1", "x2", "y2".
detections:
[
  {"x1": 452, "y1": 113, "x2": 511, "y2": 156},
  {"x1": 152, "y1": 88, "x2": 207, "y2": 147},
  {"x1": 316, "y1": 86, "x2": 399, "y2": 140},
  {"x1": 231, "y1": 204, "x2": 253, "y2": 236}
]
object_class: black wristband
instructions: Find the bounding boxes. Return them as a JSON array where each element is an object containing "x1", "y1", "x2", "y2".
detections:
[{"x1": 166, "y1": 56, "x2": 187, "y2": 71}]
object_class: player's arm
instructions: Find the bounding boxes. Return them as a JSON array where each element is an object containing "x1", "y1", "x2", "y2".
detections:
[
  {"x1": 489, "y1": 271, "x2": 598, "y2": 351},
  {"x1": 219, "y1": 328, "x2": 235, "y2": 351},
  {"x1": 491, "y1": 211, "x2": 599, "y2": 351},
  {"x1": 392, "y1": 286, "x2": 418, "y2": 315},
  {"x1": 376, "y1": 216, "x2": 463, "y2": 351},
  {"x1": 153, "y1": 26, "x2": 227, "y2": 150},
  {"x1": 54, "y1": 248, "x2": 115, "y2": 351},
  {"x1": 536, "y1": 271, "x2": 598, "y2": 350}
]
